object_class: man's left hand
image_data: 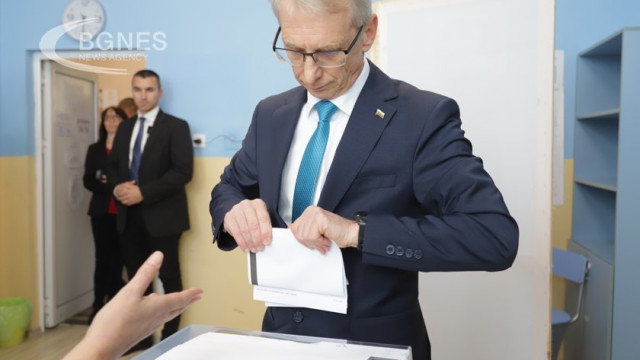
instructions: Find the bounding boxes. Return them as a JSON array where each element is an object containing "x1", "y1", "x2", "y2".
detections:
[{"x1": 289, "y1": 206, "x2": 359, "y2": 254}]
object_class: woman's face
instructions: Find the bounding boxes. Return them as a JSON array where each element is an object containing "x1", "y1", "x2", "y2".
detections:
[{"x1": 104, "y1": 108, "x2": 123, "y2": 136}]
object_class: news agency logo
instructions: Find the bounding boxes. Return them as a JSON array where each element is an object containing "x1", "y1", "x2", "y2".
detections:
[{"x1": 39, "y1": 17, "x2": 167, "y2": 75}]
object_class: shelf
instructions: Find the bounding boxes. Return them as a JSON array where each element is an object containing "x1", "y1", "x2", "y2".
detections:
[
  {"x1": 575, "y1": 56, "x2": 621, "y2": 116},
  {"x1": 571, "y1": 237, "x2": 615, "y2": 265},
  {"x1": 571, "y1": 184, "x2": 616, "y2": 259},
  {"x1": 580, "y1": 27, "x2": 640, "y2": 57},
  {"x1": 573, "y1": 118, "x2": 618, "y2": 182},
  {"x1": 581, "y1": 31, "x2": 622, "y2": 57},
  {"x1": 569, "y1": 28, "x2": 640, "y2": 360},
  {"x1": 577, "y1": 108, "x2": 620, "y2": 121},
  {"x1": 575, "y1": 177, "x2": 617, "y2": 192}
]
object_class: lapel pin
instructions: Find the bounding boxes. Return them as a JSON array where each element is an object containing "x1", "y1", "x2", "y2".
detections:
[{"x1": 375, "y1": 109, "x2": 385, "y2": 119}]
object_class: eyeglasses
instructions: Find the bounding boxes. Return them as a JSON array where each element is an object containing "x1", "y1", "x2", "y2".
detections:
[{"x1": 272, "y1": 25, "x2": 364, "y2": 68}]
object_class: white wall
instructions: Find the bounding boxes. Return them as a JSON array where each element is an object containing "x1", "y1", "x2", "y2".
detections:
[{"x1": 373, "y1": 0, "x2": 554, "y2": 358}]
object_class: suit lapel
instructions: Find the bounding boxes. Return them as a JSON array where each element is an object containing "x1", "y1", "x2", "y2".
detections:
[
  {"x1": 144, "y1": 110, "x2": 163, "y2": 151},
  {"x1": 139, "y1": 110, "x2": 166, "y2": 169},
  {"x1": 261, "y1": 88, "x2": 306, "y2": 218},
  {"x1": 318, "y1": 62, "x2": 398, "y2": 213}
]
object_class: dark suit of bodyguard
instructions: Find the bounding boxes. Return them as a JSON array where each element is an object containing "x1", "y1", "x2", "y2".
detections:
[{"x1": 106, "y1": 70, "x2": 193, "y2": 339}]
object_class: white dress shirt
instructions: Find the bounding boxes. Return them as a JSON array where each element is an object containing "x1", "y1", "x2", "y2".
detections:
[
  {"x1": 278, "y1": 60, "x2": 371, "y2": 224},
  {"x1": 128, "y1": 105, "x2": 159, "y2": 167}
]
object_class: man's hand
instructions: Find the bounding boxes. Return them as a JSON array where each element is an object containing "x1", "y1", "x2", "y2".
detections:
[
  {"x1": 223, "y1": 199, "x2": 273, "y2": 253},
  {"x1": 289, "y1": 206, "x2": 359, "y2": 254},
  {"x1": 114, "y1": 181, "x2": 144, "y2": 206}
]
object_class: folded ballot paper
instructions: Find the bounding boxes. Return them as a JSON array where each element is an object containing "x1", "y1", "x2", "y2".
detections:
[{"x1": 248, "y1": 228, "x2": 348, "y2": 314}]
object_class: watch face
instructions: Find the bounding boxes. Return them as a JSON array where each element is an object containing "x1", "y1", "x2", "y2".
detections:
[{"x1": 62, "y1": 0, "x2": 105, "y2": 41}]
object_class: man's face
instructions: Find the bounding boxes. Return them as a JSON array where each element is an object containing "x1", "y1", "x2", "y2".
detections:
[
  {"x1": 132, "y1": 76, "x2": 162, "y2": 114},
  {"x1": 278, "y1": 3, "x2": 377, "y2": 100}
]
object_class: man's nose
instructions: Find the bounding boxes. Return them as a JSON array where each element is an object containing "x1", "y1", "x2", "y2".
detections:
[{"x1": 302, "y1": 56, "x2": 322, "y2": 84}]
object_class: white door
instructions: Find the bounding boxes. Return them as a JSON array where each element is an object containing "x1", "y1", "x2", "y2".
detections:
[{"x1": 41, "y1": 60, "x2": 97, "y2": 327}]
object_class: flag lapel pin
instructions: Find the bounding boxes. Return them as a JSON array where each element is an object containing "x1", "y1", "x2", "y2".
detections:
[{"x1": 375, "y1": 109, "x2": 385, "y2": 119}]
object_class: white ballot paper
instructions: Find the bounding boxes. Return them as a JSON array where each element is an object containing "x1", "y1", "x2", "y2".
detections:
[
  {"x1": 156, "y1": 332, "x2": 411, "y2": 360},
  {"x1": 248, "y1": 228, "x2": 348, "y2": 314}
]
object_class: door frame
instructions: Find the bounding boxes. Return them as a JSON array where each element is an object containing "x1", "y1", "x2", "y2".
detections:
[{"x1": 32, "y1": 50, "x2": 144, "y2": 330}]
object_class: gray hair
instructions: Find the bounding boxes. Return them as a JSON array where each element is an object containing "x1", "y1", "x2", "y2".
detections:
[{"x1": 269, "y1": 0, "x2": 372, "y2": 27}]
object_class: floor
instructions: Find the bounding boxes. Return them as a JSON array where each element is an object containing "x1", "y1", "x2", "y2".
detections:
[{"x1": 0, "y1": 309, "x2": 143, "y2": 360}]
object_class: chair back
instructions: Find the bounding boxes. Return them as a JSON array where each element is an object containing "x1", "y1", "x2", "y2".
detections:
[{"x1": 552, "y1": 248, "x2": 589, "y2": 284}]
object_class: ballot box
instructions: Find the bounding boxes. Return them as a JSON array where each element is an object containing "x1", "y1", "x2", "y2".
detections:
[{"x1": 133, "y1": 324, "x2": 412, "y2": 360}]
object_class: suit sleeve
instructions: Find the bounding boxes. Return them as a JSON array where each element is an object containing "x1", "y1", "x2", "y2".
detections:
[
  {"x1": 83, "y1": 144, "x2": 110, "y2": 194},
  {"x1": 362, "y1": 98, "x2": 519, "y2": 272},
  {"x1": 209, "y1": 103, "x2": 262, "y2": 250},
  {"x1": 139, "y1": 119, "x2": 193, "y2": 205}
]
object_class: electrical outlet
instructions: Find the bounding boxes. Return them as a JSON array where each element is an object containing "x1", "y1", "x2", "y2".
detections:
[{"x1": 193, "y1": 134, "x2": 206, "y2": 148}]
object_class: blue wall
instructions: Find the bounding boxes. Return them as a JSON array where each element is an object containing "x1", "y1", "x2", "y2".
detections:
[
  {"x1": 555, "y1": 0, "x2": 640, "y2": 158},
  {"x1": 0, "y1": 0, "x2": 297, "y2": 157},
  {"x1": 3, "y1": 0, "x2": 637, "y2": 158}
]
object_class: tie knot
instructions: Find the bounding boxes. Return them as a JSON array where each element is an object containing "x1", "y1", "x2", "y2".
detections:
[
  {"x1": 139, "y1": 116, "x2": 146, "y2": 123},
  {"x1": 315, "y1": 101, "x2": 337, "y2": 123}
]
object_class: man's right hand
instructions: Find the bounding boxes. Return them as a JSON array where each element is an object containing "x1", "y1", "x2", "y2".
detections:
[{"x1": 223, "y1": 199, "x2": 273, "y2": 253}]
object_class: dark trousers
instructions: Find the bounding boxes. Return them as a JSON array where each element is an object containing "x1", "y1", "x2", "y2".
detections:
[
  {"x1": 90, "y1": 214, "x2": 125, "y2": 313},
  {"x1": 119, "y1": 206, "x2": 183, "y2": 339}
]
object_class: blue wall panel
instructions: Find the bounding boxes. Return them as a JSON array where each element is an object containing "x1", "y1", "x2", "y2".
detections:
[{"x1": 0, "y1": 0, "x2": 298, "y2": 157}]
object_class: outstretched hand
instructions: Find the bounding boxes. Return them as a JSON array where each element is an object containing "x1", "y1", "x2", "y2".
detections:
[{"x1": 63, "y1": 251, "x2": 203, "y2": 360}]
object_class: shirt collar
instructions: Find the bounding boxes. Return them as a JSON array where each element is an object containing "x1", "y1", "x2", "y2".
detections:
[
  {"x1": 138, "y1": 105, "x2": 160, "y2": 126},
  {"x1": 306, "y1": 59, "x2": 370, "y2": 118}
]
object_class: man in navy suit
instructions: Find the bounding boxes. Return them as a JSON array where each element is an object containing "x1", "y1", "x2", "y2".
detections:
[
  {"x1": 210, "y1": 1, "x2": 518, "y2": 359},
  {"x1": 106, "y1": 69, "x2": 193, "y2": 341}
]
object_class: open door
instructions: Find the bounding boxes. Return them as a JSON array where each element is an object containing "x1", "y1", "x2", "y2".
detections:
[{"x1": 41, "y1": 60, "x2": 97, "y2": 327}]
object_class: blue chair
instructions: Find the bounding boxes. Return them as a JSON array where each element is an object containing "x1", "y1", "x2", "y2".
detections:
[{"x1": 551, "y1": 248, "x2": 590, "y2": 360}]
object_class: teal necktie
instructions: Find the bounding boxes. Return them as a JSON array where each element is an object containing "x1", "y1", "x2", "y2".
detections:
[
  {"x1": 291, "y1": 101, "x2": 338, "y2": 221},
  {"x1": 130, "y1": 116, "x2": 145, "y2": 183}
]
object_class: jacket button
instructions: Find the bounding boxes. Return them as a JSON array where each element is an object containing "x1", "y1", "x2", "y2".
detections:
[
  {"x1": 386, "y1": 245, "x2": 395, "y2": 255},
  {"x1": 293, "y1": 311, "x2": 304, "y2": 323},
  {"x1": 405, "y1": 248, "x2": 413, "y2": 258},
  {"x1": 414, "y1": 250, "x2": 423, "y2": 260},
  {"x1": 395, "y1": 246, "x2": 404, "y2": 256}
]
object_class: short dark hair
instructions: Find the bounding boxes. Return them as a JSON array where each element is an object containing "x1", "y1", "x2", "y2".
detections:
[
  {"x1": 99, "y1": 106, "x2": 127, "y2": 143},
  {"x1": 118, "y1": 97, "x2": 135, "y2": 109},
  {"x1": 133, "y1": 69, "x2": 162, "y2": 89}
]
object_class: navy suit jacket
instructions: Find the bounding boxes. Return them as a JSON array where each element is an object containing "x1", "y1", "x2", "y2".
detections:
[
  {"x1": 106, "y1": 110, "x2": 193, "y2": 237},
  {"x1": 210, "y1": 61, "x2": 518, "y2": 359}
]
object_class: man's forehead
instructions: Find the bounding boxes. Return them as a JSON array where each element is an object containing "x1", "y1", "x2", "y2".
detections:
[{"x1": 132, "y1": 76, "x2": 159, "y2": 87}]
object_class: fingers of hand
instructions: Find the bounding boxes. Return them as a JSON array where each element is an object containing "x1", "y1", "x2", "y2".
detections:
[
  {"x1": 255, "y1": 200, "x2": 272, "y2": 246},
  {"x1": 155, "y1": 287, "x2": 203, "y2": 322},
  {"x1": 128, "y1": 251, "x2": 163, "y2": 294},
  {"x1": 290, "y1": 207, "x2": 333, "y2": 253},
  {"x1": 226, "y1": 200, "x2": 271, "y2": 253}
]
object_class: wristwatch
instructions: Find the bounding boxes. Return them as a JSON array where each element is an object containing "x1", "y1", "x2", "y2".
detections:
[{"x1": 354, "y1": 212, "x2": 367, "y2": 251}]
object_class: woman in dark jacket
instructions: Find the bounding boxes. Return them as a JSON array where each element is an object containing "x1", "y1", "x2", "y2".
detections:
[{"x1": 83, "y1": 106, "x2": 127, "y2": 322}]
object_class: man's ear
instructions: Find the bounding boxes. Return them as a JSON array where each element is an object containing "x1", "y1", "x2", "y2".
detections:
[{"x1": 361, "y1": 14, "x2": 378, "y2": 53}]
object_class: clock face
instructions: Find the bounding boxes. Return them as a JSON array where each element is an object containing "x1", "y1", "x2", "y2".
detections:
[{"x1": 62, "y1": 0, "x2": 105, "y2": 41}]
